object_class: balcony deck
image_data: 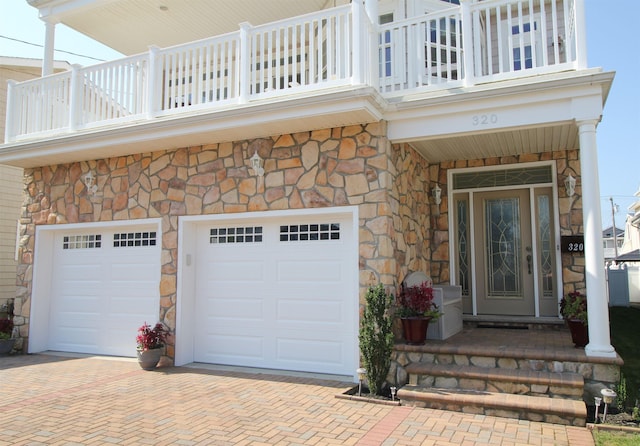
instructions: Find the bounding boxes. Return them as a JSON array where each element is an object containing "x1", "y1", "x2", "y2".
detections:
[{"x1": 4, "y1": 0, "x2": 584, "y2": 147}]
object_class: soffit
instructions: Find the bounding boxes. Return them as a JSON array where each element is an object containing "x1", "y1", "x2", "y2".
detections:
[
  {"x1": 407, "y1": 123, "x2": 580, "y2": 164},
  {"x1": 31, "y1": 0, "x2": 348, "y2": 56}
]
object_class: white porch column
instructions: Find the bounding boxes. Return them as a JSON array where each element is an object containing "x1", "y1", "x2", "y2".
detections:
[
  {"x1": 42, "y1": 20, "x2": 57, "y2": 76},
  {"x1": 578, "y1": 120, "x2": 616, "y2": 358},
  {"x1": 364, "y1": 0, "x2": 378, "y2": 26}
]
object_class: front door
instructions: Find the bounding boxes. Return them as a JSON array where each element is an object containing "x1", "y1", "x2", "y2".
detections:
[{"x1": 474, "y1": 189, "x2": 535, "y2": 316}]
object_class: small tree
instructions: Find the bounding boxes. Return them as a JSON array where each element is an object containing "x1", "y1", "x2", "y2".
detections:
[{"x1": 358, "y1": 284, "x2": 394, "y2": 396}]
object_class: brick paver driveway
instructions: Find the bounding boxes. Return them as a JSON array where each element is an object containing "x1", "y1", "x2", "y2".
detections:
[{"x1": 0, "y1": 354, "x2": 593, "y2": 445}]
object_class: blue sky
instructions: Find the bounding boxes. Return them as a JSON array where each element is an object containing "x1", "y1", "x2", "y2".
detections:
[{"x1": 1, "y1": 0, "x2": 638, "y2": 229}]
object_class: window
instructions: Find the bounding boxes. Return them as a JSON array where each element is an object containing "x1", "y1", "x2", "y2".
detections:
[
  {"x1": 63, "y1": 234, "x2": 102, "y2": 250},
  {"x1": 379, "y1": 13, "x2": 394, "y2": 78},
  {"x1": 280, "y1": 223, "x2": 340, "y2": 242},
  {"x1": 209, "y1": 226, "x2": 263, "y2": 244},
  {"x1": 113, "y1": 232, "x2": 157, "y2": 248},
  {"x1": 509, "y1": 18, "x2": 539, "y2": 71}
]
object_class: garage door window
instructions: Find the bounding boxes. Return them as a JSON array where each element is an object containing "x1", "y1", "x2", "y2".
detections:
[
  {"x1": 209, "y1": 226, "x2": 263, "y2": 244},
  {"x1": 279, "y1": 223, "x2": 340, "y2": 242},
  {"x1": 113, "y1": 231, "x2": 157, "y2": 247},
  {"x1": 62, "y1": 234, "x2": 102, "y2": 249}
]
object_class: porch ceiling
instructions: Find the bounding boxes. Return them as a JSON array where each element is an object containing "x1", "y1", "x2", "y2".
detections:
[
  {"x1": 408, "y1": 123, "x2": 579, "y2": 163},
  {"x1": 28, "y1": 0, "x2": 348, "y2": 56}
]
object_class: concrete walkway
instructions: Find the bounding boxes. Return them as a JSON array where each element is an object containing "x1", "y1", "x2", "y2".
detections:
[{"x1": 0, "y1": 354, "x2": 594, "y2": 445}]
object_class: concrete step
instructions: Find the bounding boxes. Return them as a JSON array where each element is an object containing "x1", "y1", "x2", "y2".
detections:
[
  {"x1": 398, "y1": 385, "x2": 587, "y2": 426},
  {"x1": 405, "y1": 363, "x2": 584, "y2": 399}
]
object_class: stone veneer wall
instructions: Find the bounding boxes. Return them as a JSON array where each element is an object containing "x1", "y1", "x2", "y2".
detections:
[
  {"x1": 14, "y1": 123, "x2": 432, "y2": 359},
  {"x1": 425, "y1": 150, "x2": 585, "y2": 295},
  {"x1": 389, "y1": 143, "x2": 431, "y2": 286}
]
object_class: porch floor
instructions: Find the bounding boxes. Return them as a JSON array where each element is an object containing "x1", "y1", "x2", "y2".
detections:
[{"x1": 395, "y1": 323, "x2": 623, "y2": 366}]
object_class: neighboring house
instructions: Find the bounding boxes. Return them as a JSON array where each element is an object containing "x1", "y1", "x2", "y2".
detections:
[
  {"x1": 602, "y1": 226, "x2": 624, "y2": 262},
  {"x1": 620, "y1": 186, "x2": 640, "y2": 257},
  {"x1": 0, "y1": 0, "x2": 618, "y2": 376},
  {"x1": 0, "y1": 57, "x2": 69, "y2": 309}
]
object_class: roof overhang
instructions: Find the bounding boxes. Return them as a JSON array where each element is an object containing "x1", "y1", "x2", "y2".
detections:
[{"x1": 385, "y1": 69, "x2": 615, "y2": 163}]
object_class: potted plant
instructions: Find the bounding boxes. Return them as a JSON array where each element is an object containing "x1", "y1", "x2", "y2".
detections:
[
  {"x1": 0, "y1": 301, "x2": 15, "y2": 355},
  {"x1": 0, "y1": 317, "x2": 15, "y2": 355},
  {"x1": 560, "y1": 291, "x2": 588, "y2": 347},
  {"x1": 136, "y1": 322, "x2": 169, "y2": 370},
  {"x1": 396, "y1": 281, "x2": 441, "y2": 345}
]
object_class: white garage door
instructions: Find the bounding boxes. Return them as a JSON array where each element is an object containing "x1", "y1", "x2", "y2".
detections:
[
  {"x1": 194, "y1": 213, "x2": 357, "y2": 375},
  {"x1": 48, "y1": 225, "x2": 161, "y2": 357}
]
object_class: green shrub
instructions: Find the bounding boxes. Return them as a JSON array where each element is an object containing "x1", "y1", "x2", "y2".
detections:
[{"x1": 358, "y1": 284, "x2": 394, "y2": 396}]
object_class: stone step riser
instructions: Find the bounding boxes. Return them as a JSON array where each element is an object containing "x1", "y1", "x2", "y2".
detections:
[
  {"x1": 404, "y1": 352, "x2": 593, "y2": 374},
  {"x1": 409, "y1": 374, "x2": 583, "y2": 399},
  {"x1": 401, "y1": 398, "x2": 585, "y2": 427},
  {"x1": 397, "y1": 386, "x2": 587, "y2": 427}
]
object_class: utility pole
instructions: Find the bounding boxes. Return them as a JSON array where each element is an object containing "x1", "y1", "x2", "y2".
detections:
[{"x1": 610, "y1": 197, "x2": 619, "y2": 260}]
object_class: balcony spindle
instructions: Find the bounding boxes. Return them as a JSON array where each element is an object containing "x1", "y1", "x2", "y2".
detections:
[
  {"x1": 460, "y1": 0, "x2": 475, "y2": 86},
  {"x1": 239, "y1": 22, "x2": 251, "y2": 104},
  {"x1": 5, "y1": 81, "x2": 16, "y2": 143},
  {"x1": 352, "y1": 1, "x2": 362, "y2": 85},
  {"x1": 68, "y1": 64, "x2": 82, "y2": 131},
  {"x1": 147, "y1": 46, "x2": 159, "y2": 117},
  {"x1": 573, "y1": 0, "x2": 587, "y2": 69}
]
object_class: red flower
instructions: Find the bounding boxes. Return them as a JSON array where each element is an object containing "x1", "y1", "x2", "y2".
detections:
[{"x1": 136, "y1": 322, "x2": 168, "y2": 350}]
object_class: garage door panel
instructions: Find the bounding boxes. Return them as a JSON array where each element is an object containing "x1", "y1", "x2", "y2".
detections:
[
  {"x1": 199, "y1": 334, "x2": 264, "y2": 359},
  {"x1": 205, "y1": 297, "x2": 264, "y2": 320},
  {"x1": 54, "y1": 326, "x2": 99, "y2": 350},
  {"x1": 276, "y1": 299, "x2": 344, "y2": 325},
  {"x1": 276, "y1": 260, "x2": 343, "y2": 282},
  {"x1": 276, "y1": 338, "x2": 343, "y2": 366},
  {"x1": 110, "y1": 264, "x2": 157, "y2": 281},
  {"x1": 208, "y1": 260, "x2": 265, "y2": 281},
  {"x1": 59, "y1": 264, "x2": 104, "y2": 281},
  {"x1": 53, "y1": 293, "x2": 101, "y2": 312}
]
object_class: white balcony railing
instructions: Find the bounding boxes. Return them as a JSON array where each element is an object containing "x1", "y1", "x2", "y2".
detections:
[{"x1": 5, "y1": 0, "x2": 582, "y2": 143}]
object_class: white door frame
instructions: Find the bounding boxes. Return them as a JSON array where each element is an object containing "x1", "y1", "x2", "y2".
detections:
[
  {"x1": 447, "y1": 161, "x2": 562, "y2": 318},
  {"x1": 29, "y1": 218, "x2": 162, "y2": 353},
  {"x1": 176, "y1": 206, "x2": 360, "y2": 375}
]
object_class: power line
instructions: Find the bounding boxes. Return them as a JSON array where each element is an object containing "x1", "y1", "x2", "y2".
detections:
[{"x1": 0, "y1": 34, "x2": 107, "y2": 62}]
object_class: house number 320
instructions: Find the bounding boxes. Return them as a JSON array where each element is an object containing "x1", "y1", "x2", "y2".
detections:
[{"x1": 472, "y1": 114, "x2": 498, "y2": 126}]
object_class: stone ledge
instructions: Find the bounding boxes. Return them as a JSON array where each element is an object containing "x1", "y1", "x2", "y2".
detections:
[
  {"x1": 394, "y1": 341, "x2": 624, "y2": 366},
  {"x1": 406, "y1": 363, "x2": 584, "y2": 388},
  {"x1": 398, "y1": 385, "x2": 587, "y2": 426}
]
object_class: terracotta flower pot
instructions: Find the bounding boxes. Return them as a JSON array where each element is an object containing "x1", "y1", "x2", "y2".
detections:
[
  {"x1": 0, "y1": 338, "x2": 15, "y2": 355},
  {"x1": 566, "y1": 318, "x2": 589, "y2": 348},
  {"x1": 136, "y1": 348, "x2": 162, "y2": 370},
  {"x1": 400, "y1": 317, "x2": 432, "y2": 345}
]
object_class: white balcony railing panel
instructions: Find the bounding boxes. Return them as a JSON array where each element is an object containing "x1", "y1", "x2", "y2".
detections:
[
  {"x1": 8, "y1": 71, "x2": 72, "y2": 138},
  {"x1": 248, "y1": 5, "x2": 354, "y2": 97},
  {"x1": 469, "y1": 0, "x2": 578, "y2": 83},
  {"x1": 378, "y1": 7, "x2": 464, "y2": 93},
  {"x1": 155, "y1": 32, "x2": 241, "y2": 114},
  {"x1": 79, "y1": 54, "x2": 150, "y2": 128}
]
